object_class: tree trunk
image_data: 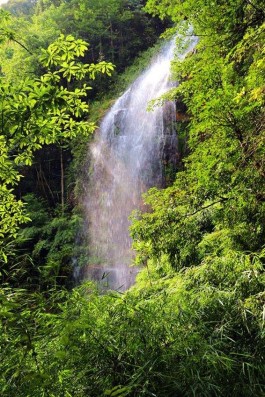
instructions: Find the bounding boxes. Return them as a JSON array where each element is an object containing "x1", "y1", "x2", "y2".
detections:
[{"x1": 60, "y1": 147, "x2": 64, "y2": 213}]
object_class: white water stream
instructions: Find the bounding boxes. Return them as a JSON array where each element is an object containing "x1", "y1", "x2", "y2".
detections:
[{"x1": 81, "y1": 40, "x2": 179, "y2": 290}]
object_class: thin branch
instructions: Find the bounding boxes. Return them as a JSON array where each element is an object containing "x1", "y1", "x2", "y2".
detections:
[
  {"x1": 184, "y1": 197, "x2": 230, "y2": 218},
  {"x1": 11, "y1": 37, "x2": 33, "y2": 55}
]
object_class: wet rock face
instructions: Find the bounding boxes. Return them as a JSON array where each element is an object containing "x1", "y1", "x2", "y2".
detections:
[
  {"x1": 160, "y1": 101, "x2": 179, "y2": 186},
  {"x1": 176, "y1": 111, "x2": 189, "y2": 121},
  {"x1": 113, "y1": 109, "x2": 127, "y2": 137},
  {"x1": 175, "y1": 98, "x2": 189, "y2": 121}
]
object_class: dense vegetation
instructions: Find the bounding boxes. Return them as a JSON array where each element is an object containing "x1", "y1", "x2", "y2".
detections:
[{"x1": 0, "y1": 0, "x2": 264, "y2": 396}]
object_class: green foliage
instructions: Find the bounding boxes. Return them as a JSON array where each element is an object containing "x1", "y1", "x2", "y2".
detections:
[
  {"x1": 40, "y1": 34, "x2": 114, "y2": 81},
  {"x1": 1, "y1": 250, "x2": 264, "y2": 396},
  {"x1": 130, "y1": 0, "x2": 265, "y2": 268},
  {"x1": 47, "y1": 0, "x2": 167, "y2": 69},
  {"x1": 0, "y1": 284, "x2": 68, "y2": 396},
  {"x1": 0, "y1": 33, "x2": 113, "y2": 259},
  {"x1": 126, "y1": 0, "x2": 265, "y2": 394},
  {"x1": 1, "y1": 0, "x2": 265, "y2": 396},
  {"x1": 2, "y1": 0, "x2": 36, "y2": 17},
  {"x1": 1, "y1": 194, "x2": 79, "y2": 289}
]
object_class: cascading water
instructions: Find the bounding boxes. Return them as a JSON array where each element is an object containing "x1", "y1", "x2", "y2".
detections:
[{"x1": 81, "y1": 39, "x2": 179, "y2": 291}]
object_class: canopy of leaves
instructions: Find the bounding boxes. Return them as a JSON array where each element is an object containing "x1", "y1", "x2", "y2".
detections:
[{"x1": 0, "y1": 32, "x2": 113, "y2": 259}]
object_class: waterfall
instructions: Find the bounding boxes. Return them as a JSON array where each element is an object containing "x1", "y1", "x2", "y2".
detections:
[{"x1": 81, "y1": 39, "x2": 179, "y2": 291}]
